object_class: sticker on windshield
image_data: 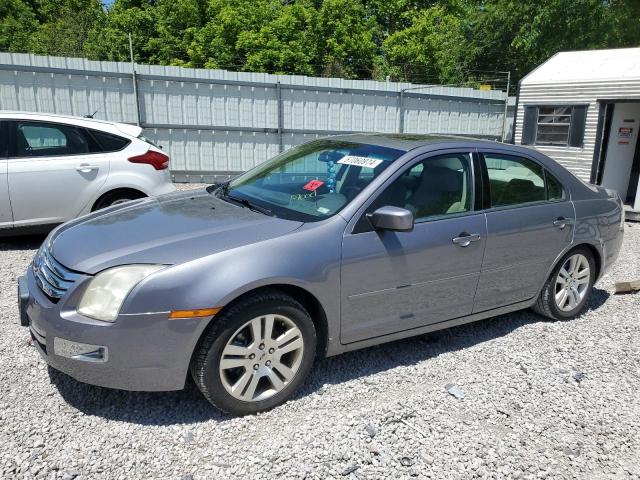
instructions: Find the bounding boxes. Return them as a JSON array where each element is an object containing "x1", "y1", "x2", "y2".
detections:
[
  {"x1": 337, "y1": 156, "x2": 383, "y2": 169},
  {"x1": 303, "y1": 179, "x2": 324, "y2": 191}
]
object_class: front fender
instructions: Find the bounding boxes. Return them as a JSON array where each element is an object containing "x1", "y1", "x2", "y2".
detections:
[{"x1": 121, "y1": 217, "x2": 345, "y2": 345}]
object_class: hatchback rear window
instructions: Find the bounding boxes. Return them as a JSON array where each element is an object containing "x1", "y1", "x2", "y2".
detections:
[{"x1": 88, "y1": 130, "x2": 130, "y2": 152}]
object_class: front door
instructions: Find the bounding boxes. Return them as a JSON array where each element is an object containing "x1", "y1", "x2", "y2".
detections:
[
  {"x1": 8, "y1": 120, "x2": 110, "y2": 227},
  {"x1": 473, "y1": 150, "x2": 574, "y2": 312},
  {"x1": 340, "y1": 151, "x2": 487, "y2": 344}
]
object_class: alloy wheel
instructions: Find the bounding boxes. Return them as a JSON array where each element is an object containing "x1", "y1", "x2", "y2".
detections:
[
  {"x1": 554, "y1": 253, "x2": 591, "y2": 312},
  {"x1": 219, "y1": 314, "x2": 304, "y2": 402},
  {"x1": 110, "y1": 198, "x2": 132, "y2": 206}
]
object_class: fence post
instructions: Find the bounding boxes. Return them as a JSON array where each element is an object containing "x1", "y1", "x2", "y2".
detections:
[
  {"x1": 129, "y1": 33, "x2": 141, "y2": 127},
  {"x1": 398, "y1": 90, "x2": 405, "y2": 133},
  {"x1": 276, "y1": 81, "x2": 284, "y2": 152},
  {"x1": 501, "y1": 71, "x2": 511, "y2": 141}
]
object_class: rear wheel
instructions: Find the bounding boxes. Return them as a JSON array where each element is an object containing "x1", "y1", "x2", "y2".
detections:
[
  {"x1": 190, "y1": 291, "x2": 316, "y2": 415},
  {"x1": 92, "y1": 190, "x2": 145, "y2": 211},
  {"x1": 533, "y1": 247, "x2": 596, "y2": 320}
]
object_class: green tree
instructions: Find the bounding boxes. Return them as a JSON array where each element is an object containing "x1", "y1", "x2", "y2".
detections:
[
  {"x1": 84, "y1": 0, "x2": 159, "y2": 62},
  {"x1": 29, "y1": 0, "x2": 104, "y2": 57},
  {"x1": 0, "y1": 0, "x2": 38, "y2": 53},
  {"x1": 189, "y1": 0, "x2": 280, "y2": 69},
  {"x1": 382, "y1": 3, "x2": 470, "y2": 83},
  {"x1": 237, "y1": 2, "x2": 318, "y2": 75},
  {"x1": 2, "y1": 0, "x2": 640, "y2": 86},
  {"x1": 314, "y1": 0, "x2": 379, "y2": 78}
]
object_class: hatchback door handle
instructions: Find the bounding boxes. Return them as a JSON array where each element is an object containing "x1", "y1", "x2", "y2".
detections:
[
  {"x1": 76, "y1": 164, "x2": 99, "y2": 173},
  {"x1": 553, "y1": 217, "x2": 572, "y2": 229},
  {"x1": 452, "y1": 233, "x2": 481, "y2": 247}
]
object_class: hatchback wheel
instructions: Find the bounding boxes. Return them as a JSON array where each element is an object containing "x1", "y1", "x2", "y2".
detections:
[
  {"x1": 190, "y1": 291, "x2": 316, "y2": 415},
  {"x1": 93, "y1": 190, "x2": 145, "y2": 210},
  {"x1": 533, "y1": 247, "x2": 596, "y2": 320}
]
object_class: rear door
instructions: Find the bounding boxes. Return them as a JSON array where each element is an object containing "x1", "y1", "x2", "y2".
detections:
[
  {"x1": 340, "y1": 150, "x2": 487, "y2": 344},
  {"x1": 0, "y1": 121, "x2": 12, "y2": 228},
  {"x1": 7, "y1": 120, "x2": 111, "y2": 227},
  {"x1": 473, "y1": 150, "x2": 574, "y2": 312}
]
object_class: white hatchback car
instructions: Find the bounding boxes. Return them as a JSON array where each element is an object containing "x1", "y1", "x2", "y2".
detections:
[{"x1": 0, "y1": 112, "x2": 175, "y2": 234}]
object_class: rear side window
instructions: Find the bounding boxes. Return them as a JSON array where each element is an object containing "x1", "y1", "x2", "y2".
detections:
[
  {"x1": 14, "y1": 121, "x2": 90, "y2": 157},
  {"x1": 484, "y1": 153, "x2": 566, "y2": 207},
  {"x1": 88, "y1": 129, "x2": 130, "y2": 152},
  {"x1": 484, "y1": 153, "x2": 546, "y2": 207}
]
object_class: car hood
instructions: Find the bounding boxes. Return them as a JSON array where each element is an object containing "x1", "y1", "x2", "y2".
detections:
[{"x1": 50, "y1": 189, "x2": 303, "y2": 274}]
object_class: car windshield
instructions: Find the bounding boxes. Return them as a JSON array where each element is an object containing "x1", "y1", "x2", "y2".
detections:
[{"x1": 218, "y1": 139, "x2": 405, "y2": 222}]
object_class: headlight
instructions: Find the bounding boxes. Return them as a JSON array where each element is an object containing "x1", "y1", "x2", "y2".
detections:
[{"x1": 77, "y1": 265, "x2": 165, "y2": 322}]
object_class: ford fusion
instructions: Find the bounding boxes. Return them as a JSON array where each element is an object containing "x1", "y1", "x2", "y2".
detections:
[{"x1": 19, "y1": 135, "x2": 624, "y2": 415}]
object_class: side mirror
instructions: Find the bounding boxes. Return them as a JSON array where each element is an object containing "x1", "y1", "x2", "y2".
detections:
[{"x1": 367, "y1": 206, "x2": 414, "y2": 232}]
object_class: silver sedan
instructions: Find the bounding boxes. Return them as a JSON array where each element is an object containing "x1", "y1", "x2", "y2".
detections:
[{"x1": 19, "y1": 135, "x2": 624, "y2": 415}]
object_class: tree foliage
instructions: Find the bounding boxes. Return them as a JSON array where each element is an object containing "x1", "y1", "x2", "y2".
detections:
[{"x1": 1, "y1": 0, "x2": 639, "y2": 87}]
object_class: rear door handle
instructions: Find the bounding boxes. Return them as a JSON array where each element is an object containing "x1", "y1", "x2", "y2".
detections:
[
  {"x1": 553, "y1": 217, "x2": 573, "y2": 229},
  {"x1": 452, "y1": 233, "x2": 481, "y2": 247},
  {"x1": 76, "y1": 164, "x2": 99, "y2": 173}
]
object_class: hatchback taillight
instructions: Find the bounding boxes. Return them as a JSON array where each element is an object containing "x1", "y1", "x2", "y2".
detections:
[{"x1": 128, "y1": 150, "x2": 169, "y2": 170}]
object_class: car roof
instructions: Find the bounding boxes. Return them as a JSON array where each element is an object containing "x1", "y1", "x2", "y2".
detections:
[
  {"x1": 324, "y1": 133, "x2": 504, "y2": 152},
  {"x1": 0, "y1": 111, "x2": 142, "y2": 138}
]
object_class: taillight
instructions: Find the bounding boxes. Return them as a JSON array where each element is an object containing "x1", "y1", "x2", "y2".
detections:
[{"x1": 128, "y1": 150, "x2": 169, "y2": 170}]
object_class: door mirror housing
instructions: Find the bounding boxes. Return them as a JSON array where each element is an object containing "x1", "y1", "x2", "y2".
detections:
[{"x1": 367, "y1": 206, "x2": 414, "y2": 232}]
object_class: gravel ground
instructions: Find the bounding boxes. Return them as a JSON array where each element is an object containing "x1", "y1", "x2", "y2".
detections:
[{"x1": 1, "y1": 194, "x2": 639, "y2": 479}]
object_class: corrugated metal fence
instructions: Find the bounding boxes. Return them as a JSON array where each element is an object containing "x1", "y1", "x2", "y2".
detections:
[{"x1": 0, "y1": 53, "x2": 515, "y2": 182}]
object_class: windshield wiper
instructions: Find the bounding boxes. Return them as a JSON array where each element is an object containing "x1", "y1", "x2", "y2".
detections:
[
  {"x1": 206, "y1": 180, "x2": 230, "y2": 195},
  {"x1": 226, "y1": 194, "x2": 273, "y2": 216}
]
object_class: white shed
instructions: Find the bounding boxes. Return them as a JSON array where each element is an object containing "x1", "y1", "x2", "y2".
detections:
[{"x1": 514, "y1": 47, "x2": 640, "y2": 216}]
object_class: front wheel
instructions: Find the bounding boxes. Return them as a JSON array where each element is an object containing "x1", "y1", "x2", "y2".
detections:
[
  {"x1": 533, "y1": 247, "x2": 596, "y2": 320},
  {"x1": 190, "y1": 291, "x2": 316, "y2": 415}
]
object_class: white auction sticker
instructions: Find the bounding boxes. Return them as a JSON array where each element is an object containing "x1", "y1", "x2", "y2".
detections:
[{"x1": 337, "y1": 156, "x2": 383, "y2": 168}]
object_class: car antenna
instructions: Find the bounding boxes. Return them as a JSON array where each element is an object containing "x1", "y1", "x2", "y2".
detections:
[{"x1": 84, "y1": 100, "x2": 107, "y2": 119}]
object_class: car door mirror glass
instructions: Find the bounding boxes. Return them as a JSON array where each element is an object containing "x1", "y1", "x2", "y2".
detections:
[{"x1": 367, "y1": 206, "x2": 414, "y2": 231}]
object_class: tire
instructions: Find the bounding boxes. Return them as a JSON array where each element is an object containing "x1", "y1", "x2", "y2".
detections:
[
  {"x1": 533, "y1": 247, "x2": 596, "y2": 321},
  {"x1": 190, "y1": 291, "x2": 316, "y2": 415},
  {"x1": 92, "y1": 190, "x2": 145, "y2": 211}
]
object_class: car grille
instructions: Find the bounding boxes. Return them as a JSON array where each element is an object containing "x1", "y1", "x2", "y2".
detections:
[{"x1": 32, "y1": 245, "x2": 81, "y2": 302}]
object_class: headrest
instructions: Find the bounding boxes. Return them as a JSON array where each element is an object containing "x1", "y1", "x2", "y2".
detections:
[
  {"x1": 506, "y1": 178, "x2": 536, "y2": 191},
  {"x1": 421, "y1": 166, "x2": 462, "y2": 192}
]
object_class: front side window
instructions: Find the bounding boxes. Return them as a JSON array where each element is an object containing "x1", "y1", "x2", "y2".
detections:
[
  {"x1": 485, "y1": 153, "x2": 564, "y2": 207},
  {"x1": 221, "y1": 140, "x2": 405, "y2": 221},
  {"x1": 368, "y1": 153, "x2": 473, "y2": 221},
  {"x1": 15, "y1": 121, "x2": 90, "y2": 157}
]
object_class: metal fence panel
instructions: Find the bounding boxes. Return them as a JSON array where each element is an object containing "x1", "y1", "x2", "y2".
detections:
[{"x1": 0, "y1": 53, "x2": 515, "y2": 181}]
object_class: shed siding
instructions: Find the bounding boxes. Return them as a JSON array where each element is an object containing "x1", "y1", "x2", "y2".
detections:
[{"x1": 515, "y1": 80, "x2": 640, "y2": 181}]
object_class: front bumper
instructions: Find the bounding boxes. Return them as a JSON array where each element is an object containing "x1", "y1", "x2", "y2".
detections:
[{"x1": 20, "y1": 267, "x2": 210, "y2": 392}]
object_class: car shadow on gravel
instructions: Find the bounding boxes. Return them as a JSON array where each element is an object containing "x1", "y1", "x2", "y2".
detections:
[
  {"x1": 0, "y1": 234, "x2": 46, "y2": 251},
  {"x1": 47, "y1": 288, "x2": 609, "y2": 425}
]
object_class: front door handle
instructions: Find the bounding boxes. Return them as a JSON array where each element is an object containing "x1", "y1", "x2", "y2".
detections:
[
  {"x1": 452, "y1": 232, "x2": 481, "y2": 247},
  {"x1": 553, "y1": 217, "x2": 573, "y2": 229},
  {"x1": 76, "y1": 164, "x2": 99, "y2": 173}
]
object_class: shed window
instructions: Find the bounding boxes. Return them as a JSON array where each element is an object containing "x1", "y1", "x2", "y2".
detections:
[
  {"x1": 522, "y1": 105, "x2": 587, "y2": 148},
  {"x1": 536, "y1": 106, "x2": 571, "y2": 145}
]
